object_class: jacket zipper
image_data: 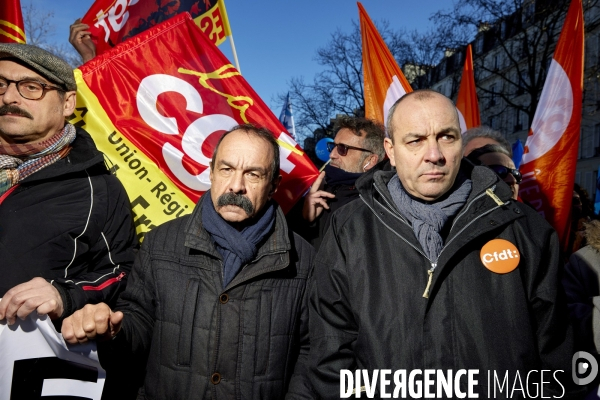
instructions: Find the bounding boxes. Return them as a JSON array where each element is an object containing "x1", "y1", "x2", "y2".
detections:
[{"x1": 367, "y1": 183, "x2": 508, "y2": 299}]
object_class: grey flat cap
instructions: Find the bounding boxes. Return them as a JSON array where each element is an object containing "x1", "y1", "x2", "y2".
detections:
[{"x1": 0, "y1": 43, "x2": 76, "y2": 91}]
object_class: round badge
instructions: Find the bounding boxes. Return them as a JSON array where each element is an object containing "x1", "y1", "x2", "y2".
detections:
[{"x1": 480, "y1": 239, "x2": 520, "y2": 274}]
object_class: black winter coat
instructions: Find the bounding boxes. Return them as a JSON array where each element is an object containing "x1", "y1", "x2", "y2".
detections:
[
  {"x1": 286, "y1": 181, "x2": 359, "y2": 251},
  {"x1": 309, "y1": 161, "x2": 581, "y2": 399},
  {"x1": 104, "y1": 195, "x2": 315, "y2": 399},
  {"x1": 0, "y1": 128, "x2": 137, "y2": 317}
]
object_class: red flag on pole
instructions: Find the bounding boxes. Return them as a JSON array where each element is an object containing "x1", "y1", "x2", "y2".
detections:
[
  {"x1": 358, "y1": 2, "x2": 412, "y2": 126},
  {"x1": 518, "y1": 0, "x2": 584, "y2": 250},
  {"x1": 455, "y1": 44, "x2": 481, "y2": 132},
  {"x1": 70, "y1": 13, "x2": 317, "y2": 240},
  {"x1": 81, "y1": 0, "x2": 232, "y2": 56},
  {"x1": 0, "y1": 0, "x2": 25, "y2": 44}
]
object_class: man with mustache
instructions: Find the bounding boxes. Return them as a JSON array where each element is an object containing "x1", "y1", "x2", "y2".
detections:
[
  {"x1": 309, "y1": 90, "x2": 581, "y2": 398},
  {"x1": 0, "y1": 44, "x2": 136, "y2": 327},
  {"x1": 62, "y1": 124, "x2": 315, "y2": 399}
]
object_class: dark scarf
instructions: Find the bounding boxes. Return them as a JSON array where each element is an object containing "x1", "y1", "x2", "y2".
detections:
[
  {"x1": 387, "y1": 173, "x2": 472, "y2": 262},
  {"x1": 325, "y1": 164, "x2": 362, "y2": 187},
  {"x1": 202, "y1": 196, "x2": 276, "y2": 288}
]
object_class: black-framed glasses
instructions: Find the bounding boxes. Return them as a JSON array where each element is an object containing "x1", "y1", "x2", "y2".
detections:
[
  {"x1": 326, "y1": 142, "x2": 373, "y2": 157},
  {"x1": 488, "y1": 164, "x2": 522, "y2": 184},
  {"x1": 0, "y1": 77, "x2": 65, "y2": 100}
]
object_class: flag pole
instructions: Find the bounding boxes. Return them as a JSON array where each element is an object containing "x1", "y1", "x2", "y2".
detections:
[{"x1": 229, "y1": 35, "x2": 241, "y2": 74}]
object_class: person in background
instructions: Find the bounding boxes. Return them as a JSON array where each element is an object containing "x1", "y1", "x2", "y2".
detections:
[
  {"x1": 462, "y1": 125, "x2": 512, "y2": 157},
  {"x1": 69, "y1": 19, "x2": 96, "y2": 63},
  {"x1": 287, "y1": 116, "x2": 385, "y2": 250},
  {"x1": 466, "y1": 143, "x2": 521, "y2": 200}
]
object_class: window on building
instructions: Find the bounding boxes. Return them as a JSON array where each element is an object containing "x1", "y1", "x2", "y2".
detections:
[
  {"x1": 585, "y1": 171, "x2": 594, "y2": 199},
  {"x1": 490, "y1": 84, "x2": 497, "y2": 106},
  {"x1": 476, "y1": 35, "x2": 484, "y2": 54},
  {"x1": 581, "y1": 127, "x2": 596, "y2": 159},
  {"x1": 514, "y1": 109, "x2": 523, "y2": 131},
  {"x1": 595, "y1": 123, "x2": 600, "y2": 157}
]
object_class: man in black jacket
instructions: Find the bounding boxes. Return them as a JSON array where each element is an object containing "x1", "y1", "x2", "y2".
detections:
[
  {"x1": 0, "y1": 43, "x2": 136, "y2": 325},
  {"x1": 309, "y1": 90, "x2": 581, "y2": 398},
  {"x1": 62, "y1": 124, "x2": 315, "y2": 399},
  {"x1": 287, "y1": 116, "x2": 385, "y2": 250}
]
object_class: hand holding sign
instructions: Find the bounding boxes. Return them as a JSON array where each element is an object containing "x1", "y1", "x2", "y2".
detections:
[
  {"x1": 62, "y1": 303, "x2": 123, "y2": 344},
  {"x1": 0, "y1": 277, "x2": 64, "y2": 324}
]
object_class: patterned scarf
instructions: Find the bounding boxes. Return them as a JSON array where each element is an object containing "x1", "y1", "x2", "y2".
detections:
[{"x1": 0, "y1": 123, "x2": 77, "y2": 196}]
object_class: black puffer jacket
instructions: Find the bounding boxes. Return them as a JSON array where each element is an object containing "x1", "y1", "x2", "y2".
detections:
[
  {"x1": 104, "y1": 195, "x2": 315, "y2": 399},
  {"x1": 0, "y1": 127, "x2": 137, "y2": 317},
  {"x1": 309, "y1": 161, "x2": 581, "y2": 399}
]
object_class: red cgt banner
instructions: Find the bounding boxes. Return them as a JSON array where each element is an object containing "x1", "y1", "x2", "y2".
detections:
[
  {"x1": 81, "y1": 0, "x2": 231, "y2": 56},
  {"x1": 71, "y1": 13, "x2": 317, "y2": 240}
]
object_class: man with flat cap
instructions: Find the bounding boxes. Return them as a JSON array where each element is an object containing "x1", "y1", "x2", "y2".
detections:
[{"x1": 0, "y1": 43, "x2": 136, "y2": 328}]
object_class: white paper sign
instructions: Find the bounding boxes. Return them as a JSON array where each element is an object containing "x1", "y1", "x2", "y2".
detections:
[{"x1": 0, "y1": 309, "x2": 105, "y2": 400}]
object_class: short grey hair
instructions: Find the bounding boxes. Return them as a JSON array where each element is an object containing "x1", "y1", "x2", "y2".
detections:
[
  {"x1": 466, "y1": 143, "x2": 512, "y2": 164},
  {"x1": 463, "y1": 126, "x2": 512, "y2": 157}
]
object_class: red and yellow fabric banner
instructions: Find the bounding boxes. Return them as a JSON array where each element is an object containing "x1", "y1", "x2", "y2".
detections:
[
  {"x1": 358, "y1": 2, "x2": 412, "y2": 126},
  {"x1": 455, "y1": 44, "x2": 480, "y2": 132},
  {"x1": 81, "y1": 0, "x2": 232, "y2": 56},
  {"x1": 70, "y1": 13, "x2": 317, "y2": 241},
  {"x1": 518, "y1": 0, "x2": 584, "y2": 250},
  {"x1": 0, "y1": 0, "x2": 25, "y2": 44}
]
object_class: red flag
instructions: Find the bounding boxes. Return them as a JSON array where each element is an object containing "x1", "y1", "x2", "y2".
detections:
[
  {"x1": 455, "y1": 44, "x2": 480, "y2": 132},
  {"x1": 518, "y1": 0, "x2": 584, "y2": 250},
  {"x1": 81, "y1": 0, "x2": 232, "y2": 56},
  {"x1": 0, "y1": 0, "x2": 25, "y2": 44},
  {"x1": 71, "y1": 13, "x2": 317, "y2": 240},
  {"x1": 358, "y1": 2, "x2": 412, "y2": 126}
]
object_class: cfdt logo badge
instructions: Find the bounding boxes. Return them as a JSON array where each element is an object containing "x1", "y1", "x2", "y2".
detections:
[{"x1": 572, "y1": 351, "x2": 599, "y2": 385}]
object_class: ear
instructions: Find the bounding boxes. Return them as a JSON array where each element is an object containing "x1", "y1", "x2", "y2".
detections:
[
  {"x1": 62, "y1": 91, "x2": 77, "y2": 117},
  {"x1": 269, "y1": 175, "x2": 282, "y2": 197},
  {"x1": 209, "y1": 162, "x2": 214, "y2": 183},
  {"x1": 384, "y1": 137, "x2": 396, "y2": 167}
]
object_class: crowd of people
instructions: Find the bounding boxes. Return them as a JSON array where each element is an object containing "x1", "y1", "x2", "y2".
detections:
[{"x1": 0, "y1": 24, "x2": 599, "y2": 399}]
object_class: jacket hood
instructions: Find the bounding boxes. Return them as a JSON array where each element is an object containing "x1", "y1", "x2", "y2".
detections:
[
  {"x1": 20, "y1": 127, "x2": 106, "y2": 183},
  {"x1": 356, "y1": 158, "x2": 514, "y2": 212}
]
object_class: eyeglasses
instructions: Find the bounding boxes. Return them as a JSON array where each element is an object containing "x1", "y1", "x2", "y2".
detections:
[
  {"x1": 0, "y1": 77, "x2": 65, "y2": 100},
  {"x1": 487, "y1": 164, "x2": 522, "y2": 184},
  {"x1": 326, "y1": 142, "x2": 373, "y2": 157}
]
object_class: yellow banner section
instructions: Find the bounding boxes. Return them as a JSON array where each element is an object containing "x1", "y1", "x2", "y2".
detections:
[
  {"x1": 194, "y1": 0, "x2": 231, "y2": 46},
  {"x1": 70, "y1": 69, "x2": 195, "y2": 242}
]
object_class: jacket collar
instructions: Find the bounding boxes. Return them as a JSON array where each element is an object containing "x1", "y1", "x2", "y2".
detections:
[
  {"x1": 184, "y1": 193, "x2": 291, "y2": 261},
  {"x1": 359, "y1": 158, "x2": 514, "y2": 212}
]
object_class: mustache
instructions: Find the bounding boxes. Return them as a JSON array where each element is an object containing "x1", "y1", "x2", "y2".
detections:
[
  {"x1": 217, "y1": 192, "x2": 254, "y2": 216},
  {"x1": 0, "y1": 105, "x2": 33, "y2": 119}
]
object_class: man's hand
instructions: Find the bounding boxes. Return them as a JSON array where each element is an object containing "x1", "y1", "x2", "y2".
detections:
[
  {"x1": 69, "y1": 19, "x2": 96, "y2": 63},
  {"x1": 62, "y1": 303, "x2": 124, "y2": 344},
  {"x1": 302, "y1": 171, "x2": 335, "y2": 223},
  {"x1": 0, "y1": 277, "x2": 64, "y2": 324}
]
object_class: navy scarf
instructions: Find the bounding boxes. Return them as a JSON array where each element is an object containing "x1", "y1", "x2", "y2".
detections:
[
  {"x1": 202, "y1": 196, "x2": 276, "y2": 288},
  {"x1": 324, "y1": 164, "x2": 362, "y2": 187}
]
